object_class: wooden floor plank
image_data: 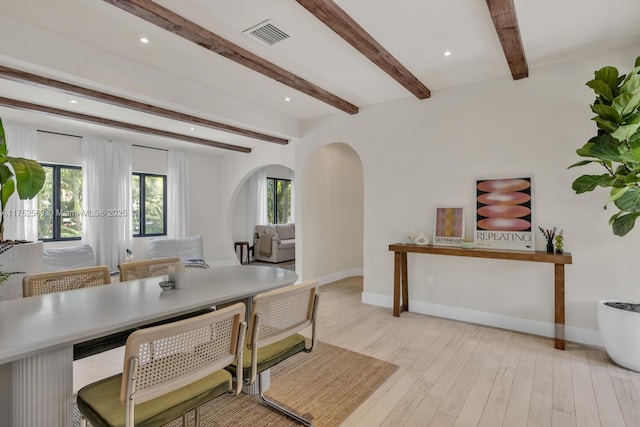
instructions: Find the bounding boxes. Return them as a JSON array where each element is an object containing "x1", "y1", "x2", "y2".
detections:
[
  {"x1": 570, "y1": 348, "x2": 602, "y2": 427},
  {"x1": 552, "y1": 346, "x2": 576, "y2": 421},
  {"x1": 502, "y1": 333, "x2": 536, "y2": 426},
  {"x1": 379, "y1": 373, "x2": 433, "y2": 427},
  {"x1": 477, "y1": 333, "x2": 520, "y2": 426}
]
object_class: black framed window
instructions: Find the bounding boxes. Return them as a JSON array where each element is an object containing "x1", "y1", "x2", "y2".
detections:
[
  {"x1": 38, "y1": 164, "x2": 83, "y2": 241},
  {"x1": 132, "y1": 173, "x2": 167, "y2": 237},
  {"x1": 266, "y1": 177, "x2": 292, "y2": 224}
]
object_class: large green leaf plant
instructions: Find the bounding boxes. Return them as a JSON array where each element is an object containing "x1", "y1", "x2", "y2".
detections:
[
  {"x1": 569, "y1": 56, "x2": 640, "y2": 236},
  {"x1": 0, "y1": 118, "x2": 45, "y2": 243}
]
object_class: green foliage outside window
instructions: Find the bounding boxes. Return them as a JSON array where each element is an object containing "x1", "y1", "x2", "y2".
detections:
[
  {"x1": 132, "y1": 173, "x2": 166, "y2": 236},
  {"x1": 267, "y1": 177, "x2": 291, "y2": 224},
  {"x1": 38, "y1": 164, "x2": 82, "y2": 240}
]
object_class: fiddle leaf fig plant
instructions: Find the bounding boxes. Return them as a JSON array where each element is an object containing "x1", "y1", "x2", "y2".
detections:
[
  {"x1": 0, "y1": 118, "x2": 45, "y2": 243},
  {"x1": 569, "y1": 56, "x2": 640, "y2": 236}
]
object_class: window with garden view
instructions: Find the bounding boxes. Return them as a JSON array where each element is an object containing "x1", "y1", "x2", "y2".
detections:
[
  {"x1": 38, "y1": 164, "x2": 83, "y2": 240},
  {"x1": 267, "y1": 177, "x2": 292, "y2": 224},
  {"x1": 132, "y1": 173, "x2": 166, "y2": 236}
]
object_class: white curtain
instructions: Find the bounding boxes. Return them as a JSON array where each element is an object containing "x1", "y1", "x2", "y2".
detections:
[
  {"x1": 82, "y1": 138, "x2": 132, "y2": 270},
  {"x1": 289, "y1": 169, "x2": 295, "y2": 224},
  {"x1": 167, "y1": 150, "x2": 189, "y2": 238},
  {"x1": 4, "y1": 126, "x2": 38, "y2": 241},
  {"x1": 247, "y1": 167, "x2": 268, "y2": 241}
]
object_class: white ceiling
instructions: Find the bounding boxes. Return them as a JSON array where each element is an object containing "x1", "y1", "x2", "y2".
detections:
[{"x1": 1, "y1": 0, "x2": 639, "y2": 153}]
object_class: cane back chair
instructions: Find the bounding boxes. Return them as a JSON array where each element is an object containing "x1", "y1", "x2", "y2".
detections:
[
  {"x1": 22, "y1": 265, "x2": 111, "y2": 297},
  {"x1": 118, "y1": 257, "x2": 180, "y2": 282},
  {"x1": 227, "y1": 279, "x2": 319, "y2": 427},
  {"x1": 78, "y1": 302, "x2": 247, "y2": 427}
]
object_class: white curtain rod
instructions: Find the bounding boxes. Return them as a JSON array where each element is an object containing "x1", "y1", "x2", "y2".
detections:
[{"x1": 35, "y1": 130, "x2": 168, "y2": 152}]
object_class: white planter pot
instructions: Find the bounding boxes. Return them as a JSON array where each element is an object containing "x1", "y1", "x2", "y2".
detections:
[
  {"x1": 0, "y1": 242, "x2": 43, "y2": 301},
  {"x1": 598, "y1": 299, "x2": 640, "y2": 372}
]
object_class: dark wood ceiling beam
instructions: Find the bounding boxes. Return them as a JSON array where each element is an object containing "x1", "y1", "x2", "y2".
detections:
[
  {"x1": 296, "y1": 0, "x2": 431, "y2": 99},
  {"x1": 0, "y1": 97, "x2": 251, "y2": 153},
  {"x1": 0, "y1": 65, "x2": 287, "y2": 145},
  {"x1": 486, "y1": 0, "x2": 528, "y2": 80},
  {"x1": 102, "y1": 0, "x2": 359, "y2": 115}
]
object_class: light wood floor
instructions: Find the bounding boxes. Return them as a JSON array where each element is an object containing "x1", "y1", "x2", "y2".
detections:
[{"x1": 75, "y1": 276, "x2": 640, "y2": 427}]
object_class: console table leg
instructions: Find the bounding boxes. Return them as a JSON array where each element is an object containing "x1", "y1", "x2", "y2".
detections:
[
  {"x1": 393, "y1": 252, "x2": 401, "y2": 316},
  {"x1": 401, "y1": 252, "x2": 408, "y2": 312},
  {"x1": 554, "y1": 263, "x2": 566, "y2": 350}
]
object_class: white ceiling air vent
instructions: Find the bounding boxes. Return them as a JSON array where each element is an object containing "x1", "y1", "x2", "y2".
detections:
[{"x1": 243, "y1": 20, "x2": 290, "y2": 46}]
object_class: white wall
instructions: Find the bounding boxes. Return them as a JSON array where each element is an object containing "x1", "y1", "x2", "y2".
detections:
[
  {"x1": 296, "y1": 44, "x2": 640, "y2": 345},
  {"x1": 300, "y1": 143, "x2": 364, "y2": 281}
]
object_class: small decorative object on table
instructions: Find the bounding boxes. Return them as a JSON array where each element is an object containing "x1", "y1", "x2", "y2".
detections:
[
  {"x1": 554, "y1": 231, "x2": 564, "y2": 254},
  {"x1": 413, "y1": 233, "x2": 430, "y2": 245},
  {"x1": 125, "y1": 248, "x2": 133, "y2": 262},
  {"x1": 461, "y1": 238, "x2": 475, "y2": 249},
  {"x1": 538, "y1": 226, "x2": 557, "y2": 254},
  {"x1": 168, "y1": 262, "x2": 186, "y2": 288},
  {"x1": 158, "y1": 280, "x2": 175, "y2": 290}
]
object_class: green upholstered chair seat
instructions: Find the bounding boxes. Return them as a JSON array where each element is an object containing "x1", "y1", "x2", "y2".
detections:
[
  {"x1": 77, "y1": 369, "x2": 231, "y2": 427},
  {"x1": 227, "y1": 333, "x2": 306, "y2": 380}
]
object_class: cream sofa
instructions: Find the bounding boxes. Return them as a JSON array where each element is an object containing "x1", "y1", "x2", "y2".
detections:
[{"x1": 254, "y1": 223, "x2": 295, "y2": 263}]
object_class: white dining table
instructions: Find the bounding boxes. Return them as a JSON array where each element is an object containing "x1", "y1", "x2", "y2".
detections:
[{"x1": 0, "y1": 265, "x2": 298, "y2": 427}]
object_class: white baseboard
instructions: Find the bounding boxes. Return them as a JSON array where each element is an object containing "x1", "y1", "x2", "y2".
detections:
[
  {"x1": 315, "y1": 268, "x2": 363, "y2": 286},
  {"x1": 361, "y1": 292, "x2": 602, "y2": 348}
]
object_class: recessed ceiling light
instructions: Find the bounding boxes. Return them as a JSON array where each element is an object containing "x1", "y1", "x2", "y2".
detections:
[
  {"x1": 284, "y1": 97, "x2": 291, "y2": 102},
  {"x1": 69, "y1": 100, "x2": 78, "y2": 104},
  {"x1": 443, "y1": 51, "x2": 452, "y2": 57},
  {"x1": 190, "y1": 127, "x2": 195, "y2": 131},
  {"x1": 140, "y1": 37, "x2": 149, "y2": 44}
]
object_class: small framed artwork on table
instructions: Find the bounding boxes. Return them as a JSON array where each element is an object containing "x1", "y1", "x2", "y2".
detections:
[{"x1": 433, "y1": 207, "x2": 465, "y2": 247}]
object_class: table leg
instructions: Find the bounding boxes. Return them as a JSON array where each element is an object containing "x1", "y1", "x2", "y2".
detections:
[
  {"x1": 554, "y1": 263, "x2": 566, "y2": 350},
  {"x1": 393, "y1": 252, "x2": 401, "y2": 316},
  {"x1": 0, "y1": 362, "x2": 11, "y2": 427},
  {"x1": 401, "y1": 252, "x2": 408, "y2": 312},
  {"x1": 2, "y1": 346, "x2": 74, "y2": 427}
]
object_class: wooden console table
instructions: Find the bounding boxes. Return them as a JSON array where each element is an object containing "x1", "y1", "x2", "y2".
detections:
[{"x1": 388, "y1": 243, "x2": 573, "y2": 350}]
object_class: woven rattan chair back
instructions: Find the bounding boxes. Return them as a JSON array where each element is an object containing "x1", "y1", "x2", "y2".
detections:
[
  {"x1": 244, "y1": 280, "x2": 319, "y2": 427},
  {"x1": 118, "y1": 257, "x2": 180, "y2": 282},
  {"x1": 248, "y1": 279, "x2": 319, "y2": 350},
  {"x1": 121, "y1": 302, "x2": 246, "y2": 406},
  {"x1": 22, "y1": 265, "x2": 111, "y2": 297}
]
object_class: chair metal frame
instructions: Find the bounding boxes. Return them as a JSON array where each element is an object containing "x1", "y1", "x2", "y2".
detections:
[
  {"x1": 118, "y1": 257, "x2": 180, "y2": 281},
  {"x1": 80, "y1": 303, "x2": 247, "y2": 427},
  {"x1": 247, "y1": 279, "x2": 320, "y2": 427},
  {"x1": 22, "y1": 265, "x2": 111, "y2": 297}
]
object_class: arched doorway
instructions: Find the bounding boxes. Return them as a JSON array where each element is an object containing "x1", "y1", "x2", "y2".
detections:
[
  {"x1": 299, "y1": 143, "x2": 363, "y2": 282},
  {"x1": 230, "y1": 164, "x2": 294, "y2": 263}
]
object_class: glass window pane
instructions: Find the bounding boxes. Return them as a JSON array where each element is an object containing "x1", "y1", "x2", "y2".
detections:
[
  {"x1": 38, "y1": 166, "x2": 54, "y2": 240},
  {"x1": 132, "y1": 174, "x2": 140, "y2": 235},
  {"x1": 59, "y1": 168, "x2": 82, "y2": 238},
  {"x1": 144, "y1": 175, "x2": 164, "y2": 234}
]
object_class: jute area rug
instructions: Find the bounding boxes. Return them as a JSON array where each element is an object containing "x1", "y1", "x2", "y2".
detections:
[{"x1": 75, "y1": 341, "x2": 398, "y2": 427}]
